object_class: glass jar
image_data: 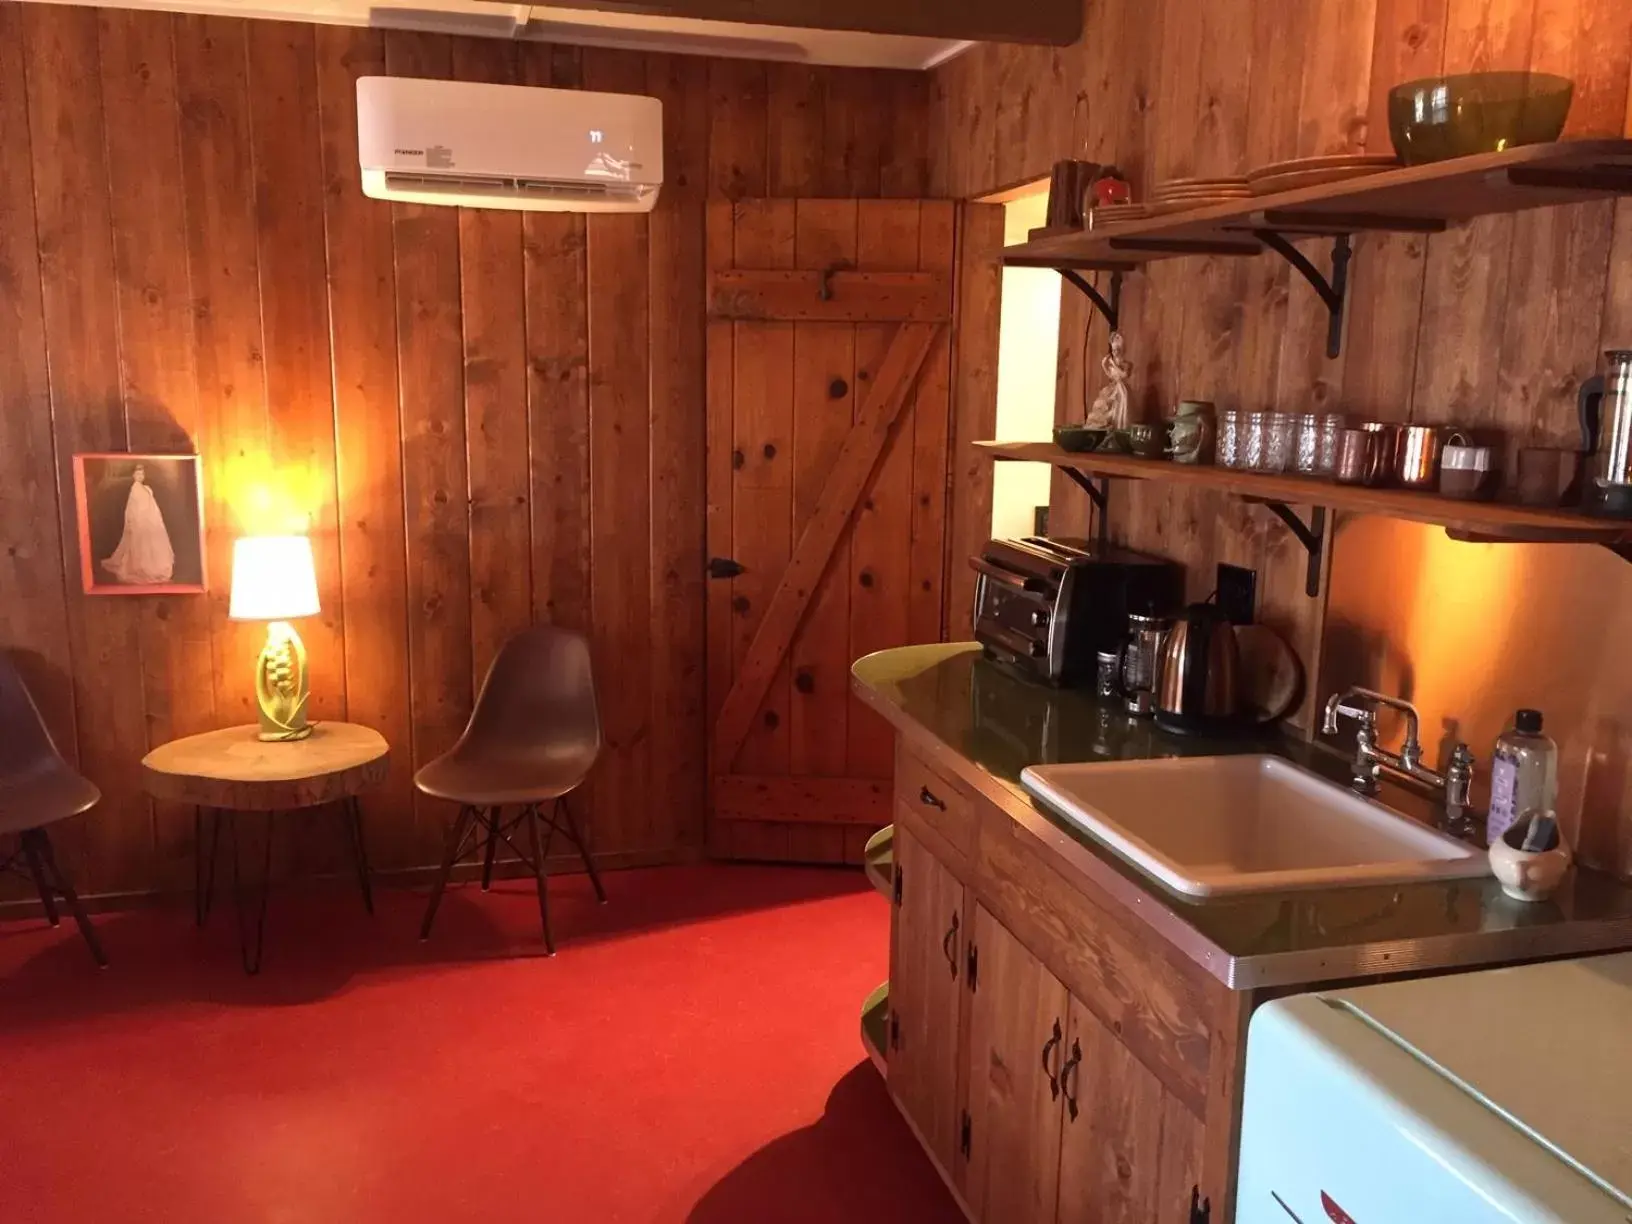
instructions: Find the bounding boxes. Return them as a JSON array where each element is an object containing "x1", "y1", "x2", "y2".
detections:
[
  {"x1": 1318, "y1": 413, "x2": 1347, "y2": 474},
  {"x1": 1242, "y1": 410, "x2": 1267, "y2": 472},
  {"x1": 1264, "y1": 411, "x2": 1294, "y2": 472},
  {"x1": 1294, "y1": 412, "x2": 1320, "y2": 474},
  {"x1": 1217, "y1": 409, "x2": 1241, "y2": 468}
]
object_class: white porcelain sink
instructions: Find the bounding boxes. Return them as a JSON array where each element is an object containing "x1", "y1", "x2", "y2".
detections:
[{"x1": 1020, "y1": 755, "x2": 1490, "y2": 897}]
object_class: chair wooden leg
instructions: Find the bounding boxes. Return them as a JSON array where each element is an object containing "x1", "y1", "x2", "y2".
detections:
[
  {"x1": 421, "y1": 805, "x2": 474, "y2": 941},
  {"x1": 21, "y1": 833, "x2": 60, "y2": 927},
  {"x1": 525, "y1": 803, "x2": 555, "y2": 955},
  {"x1": 558, "y1": 796, "x2": 606, "y2": 904},
  {"x1": 25, "y1": 829, "x2": 106, "y2": 968},
  {"x1": 481, "y1": 804, "x2": 502, "y2": 891}
]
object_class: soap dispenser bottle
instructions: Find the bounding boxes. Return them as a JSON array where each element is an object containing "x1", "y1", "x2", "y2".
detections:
[{"x1": 1486, "y1": 709, "x2": 1558, "y2": 846}]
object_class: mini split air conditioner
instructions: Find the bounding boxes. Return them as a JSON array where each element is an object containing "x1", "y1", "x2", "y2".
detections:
[{"x1": 356, "y1": 76, "x2": 663, "y2": 213}]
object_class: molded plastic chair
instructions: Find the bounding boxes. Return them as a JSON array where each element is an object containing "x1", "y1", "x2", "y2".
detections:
[
  {"x1": 0, "y1": 654, "x2": 107, "y2": 966},
  {"x1": 417, "y1": 625, "x2": 607, "y2": 953}
]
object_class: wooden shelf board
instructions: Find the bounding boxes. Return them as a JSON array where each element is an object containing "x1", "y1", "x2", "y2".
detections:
[
  {"x1": 1003, "y1": 140, "x2": 1632, "y2": 268},
  {"x1": 863, "y1": 824, "x2": 894, "y2": 902},
  {"x1": 978, "y1": 441, "x2": 1630, "y2": 542},
  {"x1": 860, "y1": 981, "x2": 889, "y2": 1078}
]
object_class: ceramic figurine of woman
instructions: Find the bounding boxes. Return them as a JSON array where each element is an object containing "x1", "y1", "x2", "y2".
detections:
[
  {"x1": 102, "y1": 464, "x2": 175, "y2": 585},
  {"x1": 1084, "y1": 331, "x2": 1132, "y2": 431}
]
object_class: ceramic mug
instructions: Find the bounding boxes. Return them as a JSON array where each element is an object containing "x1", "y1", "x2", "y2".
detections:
[
  {"x1": 1168, "y1": 401, "x2": 1216, "y2": 465},
  {"x1": 1514, "y1": 446, "x2": 1582, "y2": 507},
  {"x1": 1488, "y1": 833, "x2": 1572, "y2": 902}
]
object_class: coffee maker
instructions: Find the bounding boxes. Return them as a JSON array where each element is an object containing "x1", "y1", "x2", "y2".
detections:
[{"x1": 1579, "y1": 350, "x2": 1632, "y2": 518}]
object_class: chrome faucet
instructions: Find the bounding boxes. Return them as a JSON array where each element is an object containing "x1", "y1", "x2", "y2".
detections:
[{"x1": 1322, "y1": 687, "x2": 1475, "y2": 826}]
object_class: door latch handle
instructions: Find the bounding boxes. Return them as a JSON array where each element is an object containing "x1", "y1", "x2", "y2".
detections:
[
  {"x1": 1041, "y1": 1019, "x2": 1063, "y2": 1099},
  {"x1": 942, "y1": 911, "x2": 959, "y2": 977},
  {"x1": 919, "y1": 786, "x2": 945, "y2": 811}
]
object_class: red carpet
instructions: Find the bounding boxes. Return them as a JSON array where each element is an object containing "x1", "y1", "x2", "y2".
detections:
[{"x1": 0, "y1": 865, "x2": 961, "y2": 1224}]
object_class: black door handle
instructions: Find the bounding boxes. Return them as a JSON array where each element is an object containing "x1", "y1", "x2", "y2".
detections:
[
  {"x1": 919, "y1": 786, "x2": 945, "y2": 810},
  {"x1": 942, "y1": 911, "x2": 959, "y2": 977},
  {"x1": 1041, "y1": 1019, "x2": 1063, "y2": 1099},
  {"x1": 1059, "y1": 1037, "x2": 1083, "y2": 1120}
]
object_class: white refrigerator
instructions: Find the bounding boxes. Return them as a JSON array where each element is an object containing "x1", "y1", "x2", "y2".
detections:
[{"x1": 1236, "y1": 952, "x2": 1632, "y2": 1223}]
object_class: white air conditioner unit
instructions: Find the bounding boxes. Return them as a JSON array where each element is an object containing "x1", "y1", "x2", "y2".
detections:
[{"x1": 356, "y1": 76, "x2": 663, "y2": 213}]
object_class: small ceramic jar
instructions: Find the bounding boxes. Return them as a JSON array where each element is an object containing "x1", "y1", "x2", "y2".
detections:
[
  {"x1": 1440, "y1": 435, "x2": 1494, "y2": 500},
  {"x1": 1488, "y1": 827, "x2": 1572, "y2": 902}
]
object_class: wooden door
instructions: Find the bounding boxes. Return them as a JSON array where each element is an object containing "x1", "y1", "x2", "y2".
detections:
[
  {"x1": 705, "y1": 198, "x2": 956, "y2": 863},
  {"x1": 888, "y1": 823, "x2": 966, "y2": 1174},
  {"x1": 962, "y1": 904, "x2": 1070, "y2": 1222},
  {"x1": 1055, "y1": 993, "x2": 1205, "y2": 1224}
]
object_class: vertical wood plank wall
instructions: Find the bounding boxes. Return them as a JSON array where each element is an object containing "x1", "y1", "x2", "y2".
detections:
[
  {"x1": 0, "y1": 3, "x2": 932, "y2": 900},
  {"x1": 930, "y1": 0, "x2": 1632, "y2": 734}
]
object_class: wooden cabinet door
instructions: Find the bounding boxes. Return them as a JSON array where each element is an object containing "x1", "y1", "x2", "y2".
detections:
[
  {"x1": 963, "y1": 904, "x2": 1070, "y2": 1223},
  {"x1": 705, "y1": 199, "x2": 958, "y2": 864},
  {"x1": 888, "y1": 823, "x2": 965, "y2": 1173},
  {"x1": 1055, "y1": 994, "x2": 1205, "y2": 1224}
]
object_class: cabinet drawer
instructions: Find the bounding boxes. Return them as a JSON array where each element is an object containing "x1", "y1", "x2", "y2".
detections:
[{"x1": 895, "y1": 744, "x2": 976, "y2": 856}]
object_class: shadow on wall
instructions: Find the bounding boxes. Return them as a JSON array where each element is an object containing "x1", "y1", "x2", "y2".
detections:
[{"x1": 1319, "y1": 516, "x2": 1632, "y2": 878}]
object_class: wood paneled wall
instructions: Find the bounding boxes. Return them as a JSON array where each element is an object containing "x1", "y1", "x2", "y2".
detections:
[
  {"x1": 930, "y1": 0, "x2": 1632, "y2": 733},
  {"x1": 0, "y1": 2, "x2": 931, "y2": 900}
]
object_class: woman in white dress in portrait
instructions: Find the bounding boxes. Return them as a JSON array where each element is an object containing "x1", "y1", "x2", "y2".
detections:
[{"x1": 102, "y1": 464, "x2": 176, "y2": 585}]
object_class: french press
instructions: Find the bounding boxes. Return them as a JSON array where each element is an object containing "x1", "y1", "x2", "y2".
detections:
[{"x1": 1579, "y1": 350, "x2": 1632, "y2": 518}]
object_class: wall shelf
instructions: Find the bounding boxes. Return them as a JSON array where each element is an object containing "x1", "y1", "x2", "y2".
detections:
[
  {"x1": 1005, "y1": 140, "x2": 1632, "y2": 359},
  {"x1": 979, "y1": 442, "x2": 1631, "y2": 584}
]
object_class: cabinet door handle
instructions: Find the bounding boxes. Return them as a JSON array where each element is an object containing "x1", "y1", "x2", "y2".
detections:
[
  {"x1": 919, "y1": 786, "x2": 946, "y2": 810},
  {"x1": 1059, "y1": 1037, "x2": 1083, "y2": 1120},
  {"x1": 1040, "y1": 1019, "x2": 1063, "y2": 1100},
  {"x1": 942, "y1": 911, "x2": 960, "y2": 977}
]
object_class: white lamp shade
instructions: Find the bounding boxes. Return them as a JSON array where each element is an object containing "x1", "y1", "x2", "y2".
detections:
[{"x1": 229, "y1": 536, "x2": 320, "y2": 621}]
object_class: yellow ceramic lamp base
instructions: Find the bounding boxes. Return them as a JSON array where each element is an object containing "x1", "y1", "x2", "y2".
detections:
[{"x1": 253, "y1": 620, "x2": 312, "y2": 742}]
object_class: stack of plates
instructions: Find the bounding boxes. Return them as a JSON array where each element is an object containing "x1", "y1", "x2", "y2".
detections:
[
  {"x1": 1150, "y1": 176, "x2": 1252, "y2": 214},
  {"x1": 1087, "y1": 202, "x2": 1149, "y2": 228},
  {"x1": 1247, "y1": 153, "x2": 1399, "y2": 195}
]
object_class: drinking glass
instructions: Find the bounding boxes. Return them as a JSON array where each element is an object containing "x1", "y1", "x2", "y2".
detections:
[
  {"x1": 1242, "y1": 411, "x2": 1267, "y2": 471},
  {"x1": 1217, "y1": 409, "x2": 1241, "y2": 468},
  {"x1": 1294, "y1": 413, "x2": 1320, "y2": 474},
  {"x1": 1318, "y1": 413, "x2": 1347, "y2": 474},
  {"x1": 1264, "y1": 411, "x2": 1294, "y2": 472}
]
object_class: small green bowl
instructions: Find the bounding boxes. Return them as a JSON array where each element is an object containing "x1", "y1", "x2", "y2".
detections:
[
  {"x1": 1387, "y1": 72, "x2": 1573, "y2": 165},
  {"x1": 1054, "y1": 425, "x2": 1108, "y2": 454}
]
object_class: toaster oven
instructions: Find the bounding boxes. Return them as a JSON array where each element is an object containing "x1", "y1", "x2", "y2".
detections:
[{"x1": 970, "y1": 537, "x2": 1182, "y2": 686}]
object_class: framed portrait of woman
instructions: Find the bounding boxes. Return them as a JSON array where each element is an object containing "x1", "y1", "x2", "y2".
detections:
[{"x1": 71, "y1": 454, "x2": 206, "y2": 596}]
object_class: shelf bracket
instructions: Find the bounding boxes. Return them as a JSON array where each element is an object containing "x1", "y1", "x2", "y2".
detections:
[
  {"x1": 1060, "y1": 466, "x2": 1110, "y2": 547},
  {"x1": 1253, "y1": 230, "x2": 1352, "y2": 359},
  {"x1": 1261, "y1": 502, "x2": 1327, "y2": 597},
  {"x1": 1059, "y1": 269, "x2": 1122, "y2": 332}
]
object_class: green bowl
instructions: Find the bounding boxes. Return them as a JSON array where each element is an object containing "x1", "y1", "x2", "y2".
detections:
[
  {"x1": 1388, "y1": 72, "x2": 1573, "y2": 165},
  {"x1": 1054, "y1": 425, "x2": 1107, "y2": 454}
]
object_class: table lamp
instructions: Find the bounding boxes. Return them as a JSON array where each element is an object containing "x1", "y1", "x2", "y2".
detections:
[{"x1": 229, "y1": 535, "x2": 320, "y2": 742}]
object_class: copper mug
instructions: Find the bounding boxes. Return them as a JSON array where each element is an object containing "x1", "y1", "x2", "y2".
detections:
[
  {"x1": 1335, "y1": 423, "x2": 1398, "y2": 486},
  {"x1": 1395, "y1": 425, "x2": 1444, "y2": 489}
]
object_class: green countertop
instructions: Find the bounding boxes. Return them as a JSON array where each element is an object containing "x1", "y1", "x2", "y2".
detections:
[{"x1": 853, "y1": 643, "x2": 1632, "y2": 988}]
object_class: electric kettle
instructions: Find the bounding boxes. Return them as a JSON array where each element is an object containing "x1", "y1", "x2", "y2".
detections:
[
  {"x1": 1579, "y1": 349, "x2": 1632, "y2": 518},
  {"x1": 1154, "y1": 601, "x2": 1241, "y2": 734}
]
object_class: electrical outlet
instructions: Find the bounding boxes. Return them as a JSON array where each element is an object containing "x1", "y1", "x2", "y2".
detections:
[{"x1": 1217, "y1": 563, "x2": 1257, "y2": 625}]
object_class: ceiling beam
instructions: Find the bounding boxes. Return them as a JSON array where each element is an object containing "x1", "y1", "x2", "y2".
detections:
[{"x1": 498, "y1": 0, "x2": 1083, "y2": 46}]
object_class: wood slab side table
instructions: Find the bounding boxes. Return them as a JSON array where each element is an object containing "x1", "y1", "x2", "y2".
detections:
[{"x1": 141, "y1": 723, "x2": 390, "y2": 973}]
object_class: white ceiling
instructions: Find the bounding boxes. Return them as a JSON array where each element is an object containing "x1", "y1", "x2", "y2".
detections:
[{"x1": 22, "y1": 0, "x2": 971, "y2": 68}]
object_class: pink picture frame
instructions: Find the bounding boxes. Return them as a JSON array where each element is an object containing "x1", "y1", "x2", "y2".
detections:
[{"x1": 71, "y1": 453, "x2": 207, "y2": 596}]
